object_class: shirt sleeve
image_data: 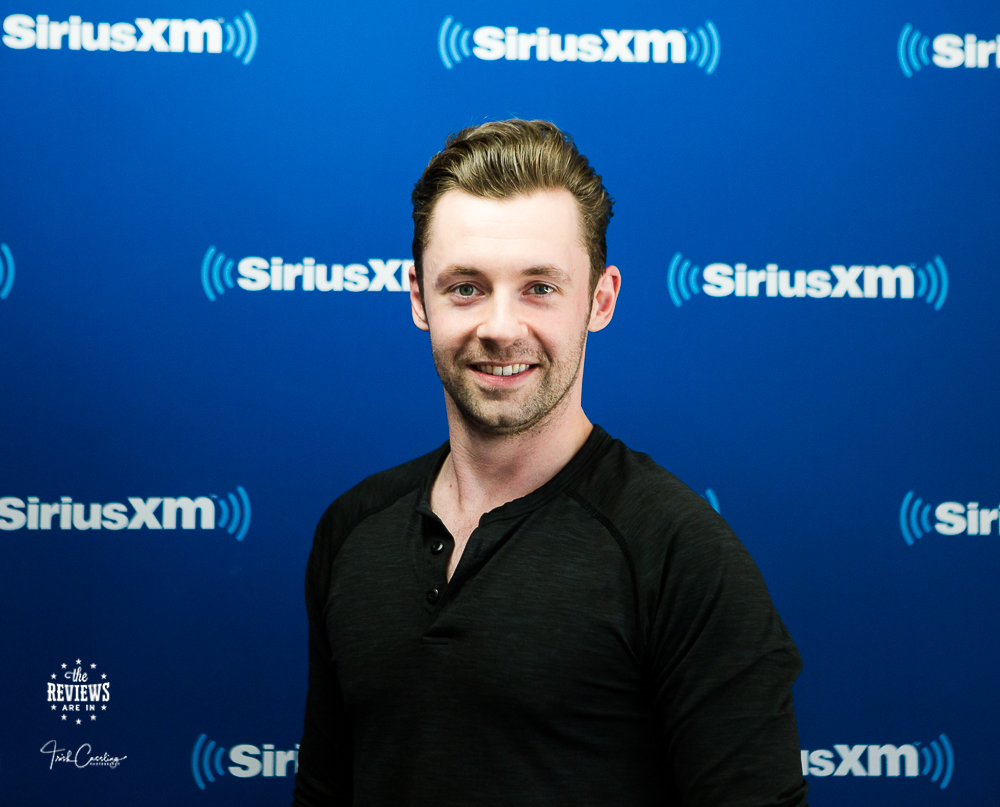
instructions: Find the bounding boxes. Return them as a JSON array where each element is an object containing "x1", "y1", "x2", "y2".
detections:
[
  {"x1": 291, "y1": 513, "x2": 354, "y2": 807},
  {"x1": 642, "y1": 500, "x2": 808, "y2": 807}
]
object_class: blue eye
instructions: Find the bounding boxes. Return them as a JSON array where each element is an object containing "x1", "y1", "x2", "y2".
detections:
[{"x1": 530, "y1": 283, "x2": 554, "y2": 295}]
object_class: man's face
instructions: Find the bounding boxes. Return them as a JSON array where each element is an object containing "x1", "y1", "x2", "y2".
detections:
[{"x1": 412, "y1": 188, "x2": 605, "y2": 437}]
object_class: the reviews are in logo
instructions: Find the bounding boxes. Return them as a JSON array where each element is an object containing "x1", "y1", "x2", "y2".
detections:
[{"x1": 47, "y1": 658, "x2": 111, "y2": 725}]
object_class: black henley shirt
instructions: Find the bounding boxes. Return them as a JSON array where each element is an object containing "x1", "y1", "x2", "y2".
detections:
[{"x1": 292, "y1": 426, "x2": 808, "y2": 806}]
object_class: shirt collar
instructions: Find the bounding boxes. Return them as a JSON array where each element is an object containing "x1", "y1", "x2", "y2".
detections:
[{"x1": 414, "y1": 424, "x2": 612, "y2": 522}]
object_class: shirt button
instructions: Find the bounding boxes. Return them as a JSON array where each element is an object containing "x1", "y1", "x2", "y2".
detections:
[
  {"x1": 430, "y1": 540, "x2": 445, "y2": 555},
  {"x1": 426, "y1": 588, "x2": 440, "y2": 604}
]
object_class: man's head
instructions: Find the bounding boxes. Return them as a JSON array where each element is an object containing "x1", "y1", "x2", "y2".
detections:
[
  {"x1": 409, "y1": 121, "x2": 620, "y2": 438},
  {"x1": 411, "y1": 119, "x2": 614, "y2": 297}
]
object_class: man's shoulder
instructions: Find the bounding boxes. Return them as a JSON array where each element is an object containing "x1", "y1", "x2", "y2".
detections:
[
  {"x1": 579, "y1": 432, "x2": 716, "y2": 524},
  {"x1": 574, "y1": 431, "x2": 737, "y2": 561},
  {"x1": 576, "y1": 432, "x2": 782, "y2": 641},
  {"x1": 314, "y1": 444, "x2": 444, "y2": 546}
]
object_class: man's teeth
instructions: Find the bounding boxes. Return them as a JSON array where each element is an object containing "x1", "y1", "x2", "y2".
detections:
[{"x1": 479, "y1": 364, "x2": 530, "y2": 376}]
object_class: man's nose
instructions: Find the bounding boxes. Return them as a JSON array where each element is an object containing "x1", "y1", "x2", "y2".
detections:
[{"x1": 476, "y1": 294, "x2": 526, "y2": 343}]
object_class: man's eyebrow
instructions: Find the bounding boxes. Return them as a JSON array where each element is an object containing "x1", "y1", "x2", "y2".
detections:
[
  {"x1": 521, "y1": 265, "x2": 572, "y2": 284},
  {"x1": 435, "y1": 264, "x2": 573, "y2": 288},
  {"x1": 434, "y1": 266, "x2": 487, "y2": 289}
]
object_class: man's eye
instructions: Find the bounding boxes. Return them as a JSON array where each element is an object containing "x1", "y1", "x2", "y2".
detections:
[
  {"x1": 455, "y1": 284, "x2": 477, "y2": 297},
  {"x1": 530, "y1": 283, "x2": 554, "y2": 295}
]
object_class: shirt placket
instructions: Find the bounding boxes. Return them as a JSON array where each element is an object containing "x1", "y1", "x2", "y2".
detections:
[{"x1": 420, "y1": 511, "x2": 454, "y2": 617}]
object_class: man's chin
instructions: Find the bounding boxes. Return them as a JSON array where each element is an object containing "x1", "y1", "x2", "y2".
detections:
[{"x1": 453, "y1": 399, "x2": 546, "y2": 438}]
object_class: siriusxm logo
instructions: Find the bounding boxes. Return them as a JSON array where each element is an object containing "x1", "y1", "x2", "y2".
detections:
[
  {"x1": 202, "y1": 246, "x2": 412, "y2": 301},
  {"x1": 3, "y1": 11, "x2": 257, "y2": 64},
  {"x1": 437, "y1": 16, "x2": 719, "y2": 74},
  {"x1": 669, "y1": 252, "x2": 948, "y2": 309},
  {"x1": 900, "y1": 491, "x2": 998, "y2": 545},
  {"x1": 703, "y1": 488, "x2": 720, "y2": 513},
  {"x1": 0, "y1": 487, "x2": 251, "y2": 540},
  {"x1": 191, "y1": 734, "x2": 298, "y2": 789},
  {"x1": 801, "y1": 735, "x2": 954, "y2": 789},
  {"x1": 898, "y1": 25, "x2": 1000, "y2": 77},
  {"x1": 0, "y1": 242, "x2": 14, "y2": 300}
]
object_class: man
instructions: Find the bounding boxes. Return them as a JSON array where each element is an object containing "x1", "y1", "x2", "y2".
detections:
[{"x1": 292, "y1": 120, "x2": 808, "y2": 806}]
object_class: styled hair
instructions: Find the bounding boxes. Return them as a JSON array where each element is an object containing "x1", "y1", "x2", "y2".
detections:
[{"x1": 411, "y1": 119, "x2": 614, "y2": 294}]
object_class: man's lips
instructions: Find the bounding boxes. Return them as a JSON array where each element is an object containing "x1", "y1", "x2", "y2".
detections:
[{"x1": 470, "y1": 362, "x2": 533, "y2": 377}]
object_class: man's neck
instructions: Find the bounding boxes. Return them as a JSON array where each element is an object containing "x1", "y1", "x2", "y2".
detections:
[{"x1": 434, "y1": 399, "x2": 593, "y2": 527}]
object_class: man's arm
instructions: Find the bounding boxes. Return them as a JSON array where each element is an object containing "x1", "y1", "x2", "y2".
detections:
[
  {"x1": 291, "y1": 515, "x2": 354, "y2": 806},
  {"x1": 643, "y1": 503, "x2": 808, "y2": 806}
]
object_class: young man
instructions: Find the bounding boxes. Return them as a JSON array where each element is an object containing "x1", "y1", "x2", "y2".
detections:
[{"x1": 292, "y1": 120, "x2": 808, "y2": 806}]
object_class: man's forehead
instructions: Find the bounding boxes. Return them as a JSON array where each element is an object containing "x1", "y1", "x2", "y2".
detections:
[{"x1": 427, "y1": 188, "x2": 585, "y2": 249}]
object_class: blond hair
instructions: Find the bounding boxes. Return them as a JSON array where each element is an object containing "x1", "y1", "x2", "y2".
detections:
[{"x1": 411, "y1": 119, "x2": 614, "y2": 294}]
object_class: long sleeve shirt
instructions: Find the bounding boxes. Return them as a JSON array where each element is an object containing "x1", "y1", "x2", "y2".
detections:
[{"x1": 293, "y1": 426, "x2": 808, "y2": 806}]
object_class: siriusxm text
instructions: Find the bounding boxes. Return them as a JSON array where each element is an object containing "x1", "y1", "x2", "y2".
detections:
[
  {"x1": 932, "y1": 33, "x2": 1000, "y2": 68},
  {"x1": 935, "y1": 502, "x2": 1000, "y2": 535},
  {"x1": 229, "y1": 744, "x2": 299, "y2": 778},
  {"x1": 3, "y1": 14, "x2": 225, "y2": 52},
  {"x1": 702, "y1": 264, "x2": 917, "y2": 299},
  {"x1": 471, "y1": 27, "x2": 688, "y2": 63},
  {"x1": 0, "y1": 496, "x2": 216, "y2": 530},
  {"x1": 801, "y1": 745, "x2": 918, "y2": 777},
  {"x1": 237, "y1": 258, "x2": 412, "y2": 292}
]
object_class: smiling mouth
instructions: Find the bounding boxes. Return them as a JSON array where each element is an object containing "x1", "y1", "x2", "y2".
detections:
[{"x1": 472, "y1": 363, "x2": 532, "y2": 377}]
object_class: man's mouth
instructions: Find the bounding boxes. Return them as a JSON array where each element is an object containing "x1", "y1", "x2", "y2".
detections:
[{"x1": 472, "y1": 363, "x2": 532, "y2": 377}]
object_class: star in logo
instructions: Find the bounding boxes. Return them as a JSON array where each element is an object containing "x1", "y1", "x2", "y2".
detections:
[{"x1": 75, "y1": 718, "x2": 81, "y2": 725}]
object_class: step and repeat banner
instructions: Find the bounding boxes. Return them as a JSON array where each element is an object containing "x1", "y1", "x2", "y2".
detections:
[{"x1": 1, "y1": 1, "x2": 997, "y2": 805}]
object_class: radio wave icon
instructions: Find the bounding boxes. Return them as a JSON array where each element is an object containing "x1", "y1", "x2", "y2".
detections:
[
  {"x1": 916, "y1": 734, "x2": 954, "y2": 789},
  {"x1": 898, "y1": 24, "x2": 931, "y2": 78},
  {"x1": 683, "y1": 21, "x2": 721, "y2": 75},
  {"x1": 900, "y1": 490, "x2": 935, "y2": 546},
  {"x1": 0, "y1": 243, "x2": 14, "y2": 300},
  {"x1": 223, "y1": 10, "x2": 258, "y2": 65},
  {"x1": 667, "y1": 252, "x2": 703, "y2": 307},
  {"x1": 201, "y1": 246, "x2": 237, "y2": 302},
  {"x1": 212, "y1": 486, "x2": 251, "y2": 541},
  {"x1": 438, "y1": 16, "x2": 472, "y2": 69},
  {"x1": 703, "y1": 488, "x2": 720, "y2": 513},
  {"x1": 913, "y1": 255, "x2": 948, "y2": 310},
  {"x1": 192, "y1": 733, "x2": 227, "y2": 790}
]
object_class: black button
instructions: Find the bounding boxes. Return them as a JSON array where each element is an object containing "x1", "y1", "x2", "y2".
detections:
[
  {"x1": 426, "y1": 588, "x2": 440, "y2": 604},
  {"x1": 430, "y1": 540, "x2": 445, "y2": 555}
]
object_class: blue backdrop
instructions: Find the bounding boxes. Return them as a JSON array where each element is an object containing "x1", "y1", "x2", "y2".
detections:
[{"x1": 1, "y1": 1, "x2": 997, "y2": 804}]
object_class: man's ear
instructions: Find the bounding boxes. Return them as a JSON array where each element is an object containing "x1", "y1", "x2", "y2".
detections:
[
  {"x1": 588, "y1": 265, "x2": 621, "y2": 332},
  {"x1": 410, "y1": 263, "x2": 430, "y2": 332}
]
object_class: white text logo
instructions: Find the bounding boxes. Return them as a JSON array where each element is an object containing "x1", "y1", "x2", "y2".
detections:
[
  {"x1": 202, "y1": 246, "x2": 412, "y2": 300},
  {"x1": 802, "y1": 735, "x2": 954, "y2": 789},
  {"x1": 899, "y1": 25, "x2": 1000, "y2": 77},
  {"x1": 900, "y1": 491, "x2": 999, "y2": 545},
  {"x1": 191, "y1": 734, "x2": 298, "y2": 789},
  {"x1": 3, "y1": 12, "x2": 257, "y2": 64},
  {"x1": 438, "y1": 17, "x2": 719, "y2": 74},
  {"x1": 46, "y1": 658, "x2": 111, "y2": 725},
  {"x1": 0, "y1": 487, "x2": 251, "y2": 540},
  {"x1": 669, "y1": 253, "x2": 949, "y2": 309}
]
